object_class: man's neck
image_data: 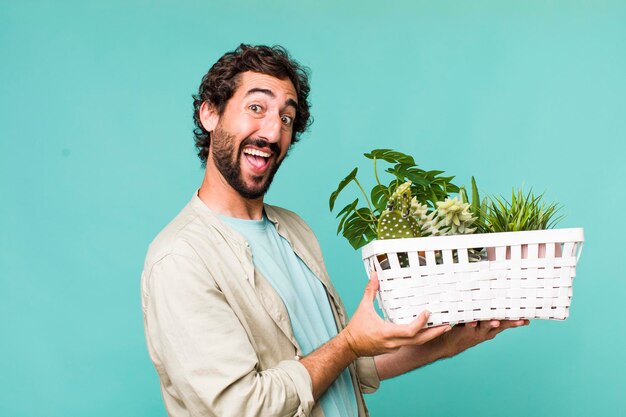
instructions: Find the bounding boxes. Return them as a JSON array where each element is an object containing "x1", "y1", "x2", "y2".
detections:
[{"x1": 197, "y1": 163, "x2": 265, "y2": 220}]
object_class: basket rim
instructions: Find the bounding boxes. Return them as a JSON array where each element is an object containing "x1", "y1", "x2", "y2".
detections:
[{"x1": 361, "y1": 227, "x2": 584, "y2": 259}]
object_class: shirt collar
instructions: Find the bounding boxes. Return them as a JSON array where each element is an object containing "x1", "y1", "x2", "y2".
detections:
[{"x1": 189, "y1": 191, "x2": 283, "y2": 245}]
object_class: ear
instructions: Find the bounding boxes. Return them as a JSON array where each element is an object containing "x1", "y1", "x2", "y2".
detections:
[{"x1": 199, "y1": 101, "x2": 219, "y2": 132}]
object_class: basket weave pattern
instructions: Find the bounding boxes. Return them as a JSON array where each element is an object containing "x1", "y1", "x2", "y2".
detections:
[{"x1": 361, "y1": 228, "x2": 584, "y2": 327}]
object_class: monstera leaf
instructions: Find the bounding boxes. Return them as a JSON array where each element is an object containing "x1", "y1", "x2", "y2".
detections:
[{"x1": 329, "y1": 149, "x2": 460, "y2": 249}]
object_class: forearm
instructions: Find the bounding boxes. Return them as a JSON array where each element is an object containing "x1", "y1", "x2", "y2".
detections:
[
  {"x1": 300, "y1": 330, "x2": 358, "y2": 400},
  {"x1": 374, "y1": 337, "x2": 451, "y2": 380}
]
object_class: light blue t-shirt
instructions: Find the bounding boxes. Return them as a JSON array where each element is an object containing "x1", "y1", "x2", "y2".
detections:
[{"x1": 219, "y1": 213, "x2": 358, "y2": 417}]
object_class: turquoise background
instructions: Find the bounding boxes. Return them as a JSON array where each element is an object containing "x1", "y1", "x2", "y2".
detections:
[{"x1": 1, "y1": 1, "x2": 624, "y2": 416}]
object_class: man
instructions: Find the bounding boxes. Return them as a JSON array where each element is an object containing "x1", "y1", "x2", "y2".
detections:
[{"x1": 141, "y1": 44, "x2": 528, "y2": 417}]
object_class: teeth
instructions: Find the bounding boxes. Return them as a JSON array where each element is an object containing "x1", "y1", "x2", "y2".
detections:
[{"x1": 243, "y1": 148, "x2": 271, "y2": 158}]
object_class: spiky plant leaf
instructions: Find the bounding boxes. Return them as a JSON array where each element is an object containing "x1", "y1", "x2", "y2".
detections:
[
  {"x1": 483, "y1": 189, "x2": 563, "y2": 232},
  {"x1": 471, "y1": 176, "x2": 480, "y2": 215},
  {"x1": 459, "y1": 186, "x2": 469, "y2": 204}
]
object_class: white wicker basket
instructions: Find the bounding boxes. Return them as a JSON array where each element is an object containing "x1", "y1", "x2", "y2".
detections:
[{"x1": 361, "y1": 228, "x2": 584, "y2": 327}]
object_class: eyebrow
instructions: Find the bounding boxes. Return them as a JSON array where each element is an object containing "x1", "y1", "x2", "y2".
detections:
[{"x1": 245, "y1": 88, "x2": 298, "y2": 110}]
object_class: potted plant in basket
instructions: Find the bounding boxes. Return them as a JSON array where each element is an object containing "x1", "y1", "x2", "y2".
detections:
[{"x1": 329, "y1": 149, "x2": 584, "y2": 327}]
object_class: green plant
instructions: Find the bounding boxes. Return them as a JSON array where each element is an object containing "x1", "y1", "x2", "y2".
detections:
[
  {"x1": 459, "y1": 176, "x2": 488, "y2": 233},
  {"x1": 329, "y1": 149, "x2": 459, "y2": 249},
  {"x1": 483, "y1": 189, "x2": 563, "y2": 232}
]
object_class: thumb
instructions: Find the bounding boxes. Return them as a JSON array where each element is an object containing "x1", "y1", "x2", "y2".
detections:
[{"x1": 362, "y1": 271, "x2": 380, "y2": 304}]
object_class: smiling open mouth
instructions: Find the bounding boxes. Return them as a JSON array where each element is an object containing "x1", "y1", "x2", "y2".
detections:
[{"x1": 242, "y1": 147, "x2": 272, "y2": 171}]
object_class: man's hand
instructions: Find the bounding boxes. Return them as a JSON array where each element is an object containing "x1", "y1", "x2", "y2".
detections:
[
  {"x1": 437, "y1": 318, "x2": 529, "y2": 359},
  {"x1": 373, "y1": 308, "x2": 529, "y2": 380},
  {"x1": 300, "y1": 271, "x2": 449, "y2": 400},
  {"x1": 341, "y1": 272, "x2": 451, "y2": 358}
]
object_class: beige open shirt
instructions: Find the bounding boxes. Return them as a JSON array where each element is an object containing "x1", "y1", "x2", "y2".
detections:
[{"x1": 141, "y1": 194, "x2": 380, "y2": 417}]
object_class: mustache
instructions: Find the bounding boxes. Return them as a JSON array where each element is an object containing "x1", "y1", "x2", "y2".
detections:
[{"x1": 240, "y1": 138, "x2": 281, "y2": 155}]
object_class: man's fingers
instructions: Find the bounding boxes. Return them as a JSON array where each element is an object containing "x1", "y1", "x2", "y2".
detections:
[
  {"x1": 476, "y1": 319, "x2": 528, "y2": 330},
  {"x1": 414, "y1": 324, "x2": 451, "y2": 343},
  {"x1": 396, "y1": 324, "x2": 451, "y2": 346},
  {"x1": 385, "y1": 322, "x2": 450, "y2": 348},
  {"x1": 398, "y1": 311, "x2": 450, "y2": 342},
  {"x1": 381, "y1": 310, "x2": 431, "y2": 339},
  {"x1": 361, "y1": 271, "x2": 380, "y2": 304},
  {"x1": 496, "y1": 319, "x2": 529, "y2": 330},
  {"x1": 397, "y1": 310, "x2": 431, "y2": 335},
  {"x1": 487, "y1": 320, "x2": 500, "y2": 328},
  {"x1": 481, "y1": 319, "x2": 529, "y2": 340}
]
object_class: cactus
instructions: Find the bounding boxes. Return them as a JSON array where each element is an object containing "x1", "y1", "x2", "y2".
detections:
[
  {"x1": 377, "y1": 181, "x2": 421, "y2": 240},
  {"x1": 378, "y1": 211, "x2": 421, "y2": 239},
  {"x1": 376, "y1": 181, "x2": 421, "y2": 267}
]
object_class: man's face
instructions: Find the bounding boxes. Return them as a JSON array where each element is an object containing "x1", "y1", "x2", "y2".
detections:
[{"x1": 209, "y1": 72, "x2": 297, "y2": 199}]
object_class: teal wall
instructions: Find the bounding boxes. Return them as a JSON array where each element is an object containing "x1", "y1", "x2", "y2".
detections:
[{"x1": 2, "y1": 1, "x2": 624, "y2": 416}]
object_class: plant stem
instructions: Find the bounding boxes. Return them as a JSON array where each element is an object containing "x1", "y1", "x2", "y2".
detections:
[
  {"x1": 373, "y1": 157, "x2": 388, "y2": 195},
  {"x1": 354, "y1": 177, "x2": 375, "y2": 214},
  {"x1": 354, "y1": 209, "x2": 376, "y2": 223}
]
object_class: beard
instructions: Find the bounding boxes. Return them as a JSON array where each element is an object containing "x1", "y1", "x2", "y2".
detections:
[{"x1": 211, "y1": 123, "x2": 285, "y2": 200}]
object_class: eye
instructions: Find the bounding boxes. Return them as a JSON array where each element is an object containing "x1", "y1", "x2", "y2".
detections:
[
  {"x1": 248, "y1": 104, "x2": 262, "y2": 113},
  {"x1": 281, "y1": 115, "x2": 294, "y2": 126}
]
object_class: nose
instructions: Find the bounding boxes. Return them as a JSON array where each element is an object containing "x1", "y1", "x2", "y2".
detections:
[{"x1": 256, "y1": 112, "x2": 282, "y2": 143}]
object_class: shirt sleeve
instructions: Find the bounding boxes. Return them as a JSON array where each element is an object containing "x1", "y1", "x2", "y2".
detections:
[
  {"x1": 354, "y1": 357, "x2": 380, "y2": 394},
  {"x1": 142, "y1": 252, "x2": 315, "y2": 417}
]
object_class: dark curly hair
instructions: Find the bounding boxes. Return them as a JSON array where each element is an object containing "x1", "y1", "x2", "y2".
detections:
[{"x1": 192, "y1": 44, "x2": 312, "y2": 166}]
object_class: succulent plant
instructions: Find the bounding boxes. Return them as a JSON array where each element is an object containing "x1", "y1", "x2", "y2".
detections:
[
  {"x1": 435, "y1": 197, "x2": 477, "y2": 235},
  {"x1": 410, "y1": 197, "x2": 429, "y2": 220},
  {"x1": 420, "y1": 210, "x2": 447, "y2": 236}
]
